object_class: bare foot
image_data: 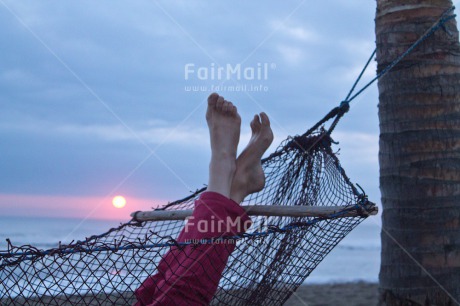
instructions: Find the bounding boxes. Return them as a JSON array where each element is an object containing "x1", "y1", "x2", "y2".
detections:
[
  {"x1": 230, "y1": 112, "x2": 274, "y2": 203},
  {"x1": 206, "y1": 93, "x2": 241, "y2": 198}
]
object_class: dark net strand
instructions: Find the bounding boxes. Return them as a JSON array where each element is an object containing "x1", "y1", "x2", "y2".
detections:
[{"x1": 0, "y1": 125, "x2": 376, "y2": 306}]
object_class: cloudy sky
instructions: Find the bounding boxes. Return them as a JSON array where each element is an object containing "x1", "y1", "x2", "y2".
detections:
[{"x1": 3, "y1": 1, "x2": 450, "y2": 221}]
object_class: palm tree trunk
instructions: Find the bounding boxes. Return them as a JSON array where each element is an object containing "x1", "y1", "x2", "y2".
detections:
[{"x1": 376, "y1": 0, "x2": 460, "y2": 304}]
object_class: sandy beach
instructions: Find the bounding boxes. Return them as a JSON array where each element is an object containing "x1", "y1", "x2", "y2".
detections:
[
  {"x1": 285, "y1": 282, "x2": 379, "y2": 306},
  {"x1": 2, "y1": 282, "x2": 378, "y2": 305}
]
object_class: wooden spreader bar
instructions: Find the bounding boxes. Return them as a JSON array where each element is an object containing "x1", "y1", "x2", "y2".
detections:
[{"x1": 131, "y1": 203, "x2": 378, "y2": 222}]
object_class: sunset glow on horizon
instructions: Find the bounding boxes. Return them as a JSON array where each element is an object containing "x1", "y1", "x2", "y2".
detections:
[{"x1": 1, "y1": 193, "x2": 164, "y2": 220}]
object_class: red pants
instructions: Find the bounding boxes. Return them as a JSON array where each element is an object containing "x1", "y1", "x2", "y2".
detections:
[{"x1": 134, "y1": 192, "x2": 252, "y2": 306}]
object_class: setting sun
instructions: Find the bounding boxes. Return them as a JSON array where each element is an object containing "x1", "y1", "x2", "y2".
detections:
[{"x1": 112, "y1": 196, "x2": 126, "y2": 209}]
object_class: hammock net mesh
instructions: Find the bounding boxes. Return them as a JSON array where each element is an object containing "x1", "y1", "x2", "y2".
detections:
[{"x1": 0, "y1": 117, "x2": 376, "y2": 305}]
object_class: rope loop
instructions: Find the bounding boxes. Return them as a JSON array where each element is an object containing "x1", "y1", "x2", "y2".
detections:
[
  {"x1": 131, "y1": 211, "x2": 143, "y2": 224},
  {"x1": 339, "y1": 101, "x2": 350, "y2": 113}
]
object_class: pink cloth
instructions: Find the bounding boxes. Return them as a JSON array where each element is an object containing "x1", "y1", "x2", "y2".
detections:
[{"x1": 134, "y1": 191, "x2": 252, "y2": 306}]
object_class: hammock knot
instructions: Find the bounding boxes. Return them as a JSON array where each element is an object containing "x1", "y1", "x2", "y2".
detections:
[
  {"x1": 131, "y1": 211, "x2": 144, "y2": 224},
  {"x1": 339, "y1": 101, "x2": 350, "y2": 113},
  {"x1": 354, "y1": 195, "x2": 377, "y2": 218},
  {"x1": 287, "y1": 132, "x2": 332, "y2": 154}
]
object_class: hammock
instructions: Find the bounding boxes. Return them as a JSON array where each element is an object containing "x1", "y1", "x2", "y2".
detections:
[
  {"x1": 0, "y1": 117, "x2": 376, "y2": 306},
  {"x1": 0, "y1": 9, "x2": 454, "y2": 305}
]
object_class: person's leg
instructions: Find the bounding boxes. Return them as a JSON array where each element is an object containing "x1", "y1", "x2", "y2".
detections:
[
  {"x1": 206, "y1": 93, "x2": 241, "y2": 198},
  {"x1": 135, "y1": 93, "x2": 248, "y2": 306},
  {"x1": 230, "y1": 112, "x2": 274, "y2": 204}
]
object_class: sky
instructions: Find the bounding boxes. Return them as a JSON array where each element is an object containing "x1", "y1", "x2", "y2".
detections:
[{"x1": 2, "y1": 0, "x2": 451, "y2": 222}]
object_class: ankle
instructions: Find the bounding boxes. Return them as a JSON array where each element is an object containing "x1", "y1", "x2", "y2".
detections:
[
  {"x1": 230, "y1": 192, "x2": 245, "y2": 204},
  {"x1": 207, "y1": 156, "x2": 236, "y2": 197},
  {"x1": 211, "y1": 152, "x2": 237, "y2": 176},
  {"x1": 230, "y1": 183, "x2": 247, "y2": 204},
  {"x1": 211, "y1": 148, "x2": 237, "y2": 161},
  {"x1": 229, "y1": 169, "x2": 248, "y2": 204}
]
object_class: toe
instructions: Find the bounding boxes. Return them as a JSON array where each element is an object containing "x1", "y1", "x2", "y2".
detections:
[
  {"x1": 216, "y1": 96, "x2": 225, "y2": 111},
  {"x1": 206, "y1": 93, "x2": 219, "y2": 120},
  {"x1": 222, "y1": 101, "x2": 231, "y2": 113},
  {"x1": 216, "y1": 96, "x2": 225, "y2": 112},
  {"x1": 231, "y1": 105, "x2": 238, "y2": 116},
  {"x1": 251, "y1": 114, "x2": 261, "y2": 132},
  {"x1": 260, "y1": 112, "x2": 270, "y2": 126},
  {"x1": 255, "y1": 114, "x2": 261, "y2": 125},
  {"x1": 208, "y1": 93, "x2": 219, "y2": 106}
]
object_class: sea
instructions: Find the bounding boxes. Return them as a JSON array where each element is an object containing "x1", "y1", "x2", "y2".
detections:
[{"x1": 0, "y1": 216, "x2": 381, "y2": 285}]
